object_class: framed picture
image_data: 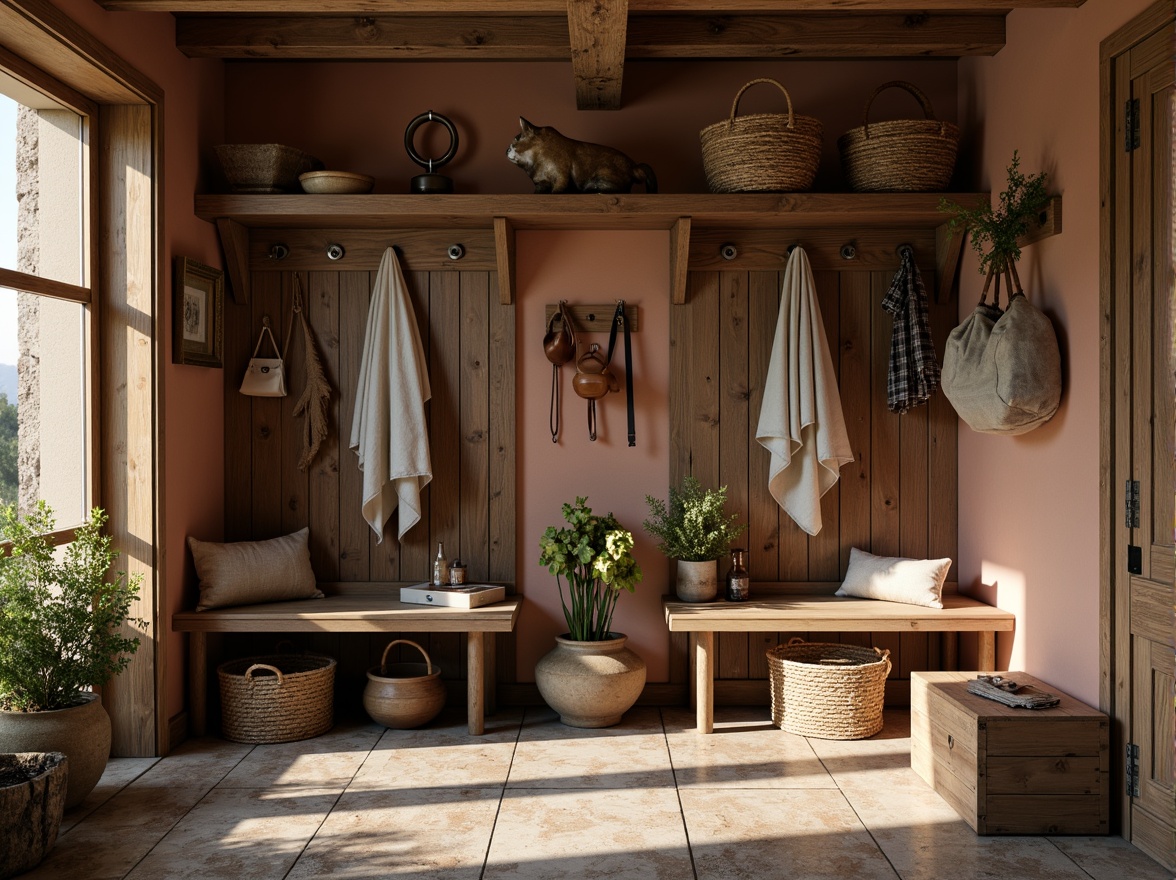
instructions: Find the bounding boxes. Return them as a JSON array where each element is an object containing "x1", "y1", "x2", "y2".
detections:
[{"x1": 173, "y1": 256, "x2": 224, "y2": 368}]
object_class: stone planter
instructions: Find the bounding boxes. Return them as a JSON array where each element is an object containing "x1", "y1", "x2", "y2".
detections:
[
  {"x1": 534, "y1": 633, "x2": 646, "y2": 728},
  {"x1": 0, "y1": 692, "x2": 110, "y2": 809},
  {"x1": 675, "y1": 559, "x2": 719, "y2": 602},
  {"x1": 0, "y1": 751, "x2": 67, "y2": 880}
]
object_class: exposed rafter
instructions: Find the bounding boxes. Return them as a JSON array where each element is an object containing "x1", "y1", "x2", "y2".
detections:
[
  {"x1": 101, "y1": 1, "x2": 1086, "y2": 11},
  {"x1": 175, "y1": 12, "x2": 1006, "y2": 59}
]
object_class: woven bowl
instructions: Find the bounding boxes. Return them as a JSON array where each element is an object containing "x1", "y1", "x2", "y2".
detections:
[
  {"x1": 299, "y1": 170, "x2": 375, "y2": 195},
  {"x1": 214, "y1": 144, "x2": 322, "y2": 194}
]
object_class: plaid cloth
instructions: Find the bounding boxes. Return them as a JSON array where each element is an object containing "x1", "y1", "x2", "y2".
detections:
[{"x1": 881, "y1": 250, "x2": 940, "y2": 414}]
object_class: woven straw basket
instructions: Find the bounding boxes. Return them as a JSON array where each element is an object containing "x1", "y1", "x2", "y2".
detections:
[
  {"x1": 767, "y1": 639, "x2": 891, "y2": 740},
  {"x1": 838, "y1": 81, "x2": 959, "y2": 193},
  {"x1": 217, "y1": 652, "x2": 336, "y2": 743},
  {"x1": 700, "y1": 78, "x2": 823, "y2": 193}
]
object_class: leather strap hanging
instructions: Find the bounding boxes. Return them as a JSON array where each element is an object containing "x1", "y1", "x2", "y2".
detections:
[
  {"x1": 569, "y1": 300, "x2": 635, "y2": 444},
  {"x1": 605, "y1": 300, "x2": 636, "y2": 447},
  {"x1": 543, "y1": 300, "x2": 576, "y2": 443}
]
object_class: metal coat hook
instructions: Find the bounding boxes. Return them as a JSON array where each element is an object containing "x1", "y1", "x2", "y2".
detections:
[
  {"x1": 840, "y1": 242, "x2": 858, "y2": 261},
  {"x1": 786, "y1": 243, "x2": 800, "y2": 255},
  {"x1": 720, "y1": 243, "x2": 738, "y2": 261},
  {"x1": 896, "y1": 243, "x2": 915, "y2": 260},
  {"x1": 326, "y1": 243, "x2": 345, "y2": 261},
  {"x1": 267, "y1": 243, "x2": 289, "y2": 261},
  {"x1": 447, "y1": 243, "x2": 465, "y2": 261}
]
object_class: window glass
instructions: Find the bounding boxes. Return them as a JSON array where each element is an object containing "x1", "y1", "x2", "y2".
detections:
[
  {"x1": 0, "y1": 91, "x2": 85, "y2": 287},
  {"x1": 0, "y1": 287, "x2": 87, "y2": 524}
]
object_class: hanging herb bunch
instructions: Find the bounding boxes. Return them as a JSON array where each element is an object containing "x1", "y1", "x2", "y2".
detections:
[{"x1": 940, "y1": 151, "x2": 1050, "y2": 275}]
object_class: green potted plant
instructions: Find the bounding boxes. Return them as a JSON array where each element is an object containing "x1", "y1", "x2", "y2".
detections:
[
  {"x1": 536, "y1": 496, "x2": 644, "y2": 728},
  {"x1": 643, "y1": 476, "x2": 747, "y2": 602},
  {"x1": 0, "y1": 502, "x2": 145, "y2": 808}
]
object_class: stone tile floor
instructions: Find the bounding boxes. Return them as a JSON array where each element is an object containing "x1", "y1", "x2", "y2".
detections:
[{"x1": 26, "y1": 707, "x2": 1170, "y2": 880}]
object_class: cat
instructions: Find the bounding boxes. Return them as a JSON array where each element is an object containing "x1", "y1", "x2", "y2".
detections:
[{"x1": 506, "y1": 118, "x2": 657, "y2": 194}]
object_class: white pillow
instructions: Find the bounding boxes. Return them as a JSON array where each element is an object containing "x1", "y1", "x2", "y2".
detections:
[{"x1": 834, "y1": 547, "x2": 952, "y2": 609}]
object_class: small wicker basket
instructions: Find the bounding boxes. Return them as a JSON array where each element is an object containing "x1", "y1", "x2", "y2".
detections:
[
  {"x1": 837, "y1": 81, "x2": 959, "y2": 193},
  {"x1": 217, "y1": 652, "x2": 336, "y2": 744},
  {"x1": 700, "y1": 78, "x2": 823, "y2": 193},
  {"x1": 767, "y1": 639, "x2": 891, "y2": 740}
]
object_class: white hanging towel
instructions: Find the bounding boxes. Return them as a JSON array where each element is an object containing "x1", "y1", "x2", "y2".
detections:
[
  {"x1": 755, "y1": 247, "x2": 854, "y2": 536},
  {"x1": 349, "y1": 247, "x2": 432, "y2": 542}
]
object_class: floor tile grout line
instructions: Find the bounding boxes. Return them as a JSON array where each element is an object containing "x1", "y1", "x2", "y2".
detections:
[
  {"x1": 478, "y1": 707, "x2": 527, "y2": 880},
  {"x1": 281, "y1": 727, "x2": 384, "y2": 880},
  {"x1": 1043, "y1": 838, "x2": 1100, "y2": 880},
  {"x1": 660, "y1": 708, "x2": 701, "y2": 880},
  {"x1": 118, "y1": 742, "x2": 260, "y2": 880},
  {"x1": 810, "y1": 745, "x2": 905, "y2": 880},
  {"x1": 57, "y1": 757, "x2": 161, "y2": 839}
]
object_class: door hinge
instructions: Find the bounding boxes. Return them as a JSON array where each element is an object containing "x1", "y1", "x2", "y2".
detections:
[
  {"x1": 1126, "y1": 743, "x2": 1141, "y2": 797},
  {"x1": 1125, "y1": 479, "x2": 1140, "y2": 528},
  {"x1": 1125, "y1": 98, "x2": 1141, "y2": 152}
]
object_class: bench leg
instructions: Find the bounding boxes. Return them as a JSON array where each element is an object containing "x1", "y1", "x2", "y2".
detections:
[
  {"x1": 978, "y1": 631, "x2": 996, "y2": 672},
  {"x1": 943, "y1": 632, "x2": 959, "y2": 672},
  {"x1": 190, "y1": 632, "x2": 207, "y2": 737},
  {"x1": 467, "y1": 631, "x2": 485, "y2": 735},
  {"x1": 695, "y1": 631, "x2": 714, "y2": 734}
]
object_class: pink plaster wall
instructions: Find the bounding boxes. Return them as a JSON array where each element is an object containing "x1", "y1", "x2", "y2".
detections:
[
  {"x1": 50, "y1": 2, "x2": 226, "y2": 731},
  {"x1": 223, "y1": 59, "x2": 957, "y2": 194},
  {"x1": 515, "y1": 230, "x2": 670, "y2": 682},
  {"x1": 956, "y1": 0, "x2": 1154, "y2": 707}
]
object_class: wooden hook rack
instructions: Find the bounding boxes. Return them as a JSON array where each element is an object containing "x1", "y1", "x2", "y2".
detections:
[{"x1": 545, "y1": 303, "x2": 640, "y2": 333}]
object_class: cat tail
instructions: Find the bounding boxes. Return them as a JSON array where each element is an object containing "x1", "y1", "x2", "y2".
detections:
[{"x1": 635, "y1": 164, "x2": 658, "y2": 194}]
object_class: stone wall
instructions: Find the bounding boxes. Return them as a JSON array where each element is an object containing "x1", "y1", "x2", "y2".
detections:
[{"x1": 15, "y1": 104, "x2": 38, "y2": 516}]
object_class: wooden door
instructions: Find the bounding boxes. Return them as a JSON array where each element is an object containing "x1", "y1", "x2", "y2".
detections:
[{"x1": 1103, "y1": 2, "x2": 1175, "y2": 867}]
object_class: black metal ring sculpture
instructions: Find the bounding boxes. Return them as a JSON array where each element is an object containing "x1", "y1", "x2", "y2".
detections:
[{"x1": 404, "y1": 111, "x2": 459, "y2": 174}]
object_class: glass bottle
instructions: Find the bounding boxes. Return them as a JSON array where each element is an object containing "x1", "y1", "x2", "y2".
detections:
[
  {"x1": 449, "y1": 558, "x2": 467, "y2": 585},
  {"x1": 433, "y1": 542, "x2": 449, "y2": 586},
  {"x1": 725, "y1": 548, "x2": 750, "y2": 602}
]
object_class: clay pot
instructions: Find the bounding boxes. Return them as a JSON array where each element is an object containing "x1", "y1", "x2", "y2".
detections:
[
  {"x1": 363, "y1": 640, "x2": 446, "y2": 729},
  {"x1": 0, "y1": 752, "x2": 67, "y2": 880},
  {"x1": 675, "y1": 559, "x2": 719, "y2": 602},
  {"x1": 0, "y1": 693, "x2": 110, "y2": 809},
  {"x1": 534, "y1": 633, "x2": 646, "y2": 728}
]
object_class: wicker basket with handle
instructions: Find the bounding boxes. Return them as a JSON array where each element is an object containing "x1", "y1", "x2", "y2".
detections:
[
  {"x1": 217, "y1": 651, "x2": 336, "y2": 743},
  {"x1": 700, "y1": 78, "x2": 823, "y2": 193},
  {"x1": 837, "y1": 81, "x2": 959, "y2": 193},
  {"x1": 767, "y1": 638, "x2": 891, "y2": 739}
]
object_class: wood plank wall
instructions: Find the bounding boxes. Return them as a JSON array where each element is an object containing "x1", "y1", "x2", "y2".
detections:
[
  {"x1": 670, "y1": 265, "x2": 958, "y2": 703},
  {"x1": 219, "y1": 264, "x2": 515, "y2": 698}
]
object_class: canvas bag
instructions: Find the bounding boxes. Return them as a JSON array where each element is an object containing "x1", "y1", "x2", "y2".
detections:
[
  {"x1": 941, "y1": 261, "x2": 1061, "y2": 435},
  {"x1": 240, "y1": 323, "x2": 288, "y2": 397}
]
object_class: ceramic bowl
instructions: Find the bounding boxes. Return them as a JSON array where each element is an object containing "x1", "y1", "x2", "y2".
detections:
[
  {"x1": 214, "y1": 144, "x2": 321, "y2": 193},
  {"x1": 299, "y1": 170, "x2": 375, "y2": 195}
]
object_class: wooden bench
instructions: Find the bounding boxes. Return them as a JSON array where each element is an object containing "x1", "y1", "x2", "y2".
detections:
[
  {"x1": 173, "y1": 582, "x2": 521, "y2": 736},
  {"x1": 663, "y1": 589, "x2": 1016, "y2": 734}
]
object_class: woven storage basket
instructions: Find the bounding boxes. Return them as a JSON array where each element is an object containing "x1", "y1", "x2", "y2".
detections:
[
  {"x1": 217, "y1": 652, "x2": 336, "y2": 743},
  {"x1": 700, "y1": 78, "x2": 823, "y2": 193},
  {"x1": 837, "y1": 81, "x2": 959, "y2": 193},
  {"x1": 767, "y1": 639, "x2": 891, "y2": 739}
]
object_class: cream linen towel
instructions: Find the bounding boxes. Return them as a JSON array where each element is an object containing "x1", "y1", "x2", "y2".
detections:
[
  {"x1": 755, "y1": 247, "x2": 853, "y2": 535},
  {"x1": 349, "y1": 247, "x2": 432, "y2": 542}
]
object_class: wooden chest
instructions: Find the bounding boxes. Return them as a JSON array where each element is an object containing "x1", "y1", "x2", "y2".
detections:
[{"x1": 911, "y1": 671, "x2": 1109, "y2": 835}]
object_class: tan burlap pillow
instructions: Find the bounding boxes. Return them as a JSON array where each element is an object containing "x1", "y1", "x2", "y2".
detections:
[{"x1": 189, "y1": 528, "x2": 323, "y2": 611}]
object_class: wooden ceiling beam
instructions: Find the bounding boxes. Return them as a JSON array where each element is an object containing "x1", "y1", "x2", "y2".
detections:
[
  {"x1": 176, "y1": 12, "x2": 1004, "y2": 59},
  {"x1": 103, "y1": 1, "x2": 1085, "y2": 12},
  {"x1": 568, "y1": 0, "x2": 627, "y2": 110}
]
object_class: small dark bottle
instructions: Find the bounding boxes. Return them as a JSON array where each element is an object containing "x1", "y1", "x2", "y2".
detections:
[{"x1": 725, "y1": 548, "x2": 750, "y2": 602}]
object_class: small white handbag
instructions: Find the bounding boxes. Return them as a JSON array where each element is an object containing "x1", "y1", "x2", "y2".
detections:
[{"x1": 240, "y1": 323, "x2": 287, "y2": 397}]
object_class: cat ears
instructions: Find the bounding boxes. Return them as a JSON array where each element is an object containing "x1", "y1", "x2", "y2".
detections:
[{"x1": 518, "y1": 117, "x2": 535, "y2": 134}]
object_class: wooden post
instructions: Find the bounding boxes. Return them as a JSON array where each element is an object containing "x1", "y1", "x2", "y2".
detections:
[
  {"x1": 695, "y1": 630, "x2": 714, "y2": 734},
  {"x1": 978, "y1": 631, "x2": 996, "y2": 672},
  {"x1": 189, "y1": 632, "x2": 207, "y2": 737},
  {"x1": 467, "y1": 630, "x2": 485, "y2": 735}
]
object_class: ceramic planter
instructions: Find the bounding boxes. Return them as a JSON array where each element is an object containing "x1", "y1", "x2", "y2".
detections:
[
  {"x1": 363, "y1": 639, "x2": 446, "y2": 729},
  {"x1": 534, "y1": 633, "x2": 646, "y2": 728},
  {"x1": 0, "y1": 752, "x2": 67, "y2": 880},
  {"x1": 0, "y1": 692, "x2": 110, "y2": 809},
  {"x1": 675, "y1": 559, "x2": 719, "y2": 602}
]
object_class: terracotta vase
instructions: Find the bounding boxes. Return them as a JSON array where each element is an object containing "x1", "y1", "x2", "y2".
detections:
[
  {"x1": 0, "y1": 752, "x2": 67, "y2": 880},
  {"x1": 363, "y1": 639, "x2": 446, "y2": 730},
  {"x1": 0, "y1": 693, "x2": 111, "y2": 809},
  {"x1": 534, "y1": 633, "x2": 646, "y2": 728},
  {"x1": 675, "y1": 559, "x2": 718, "y2": 602}
]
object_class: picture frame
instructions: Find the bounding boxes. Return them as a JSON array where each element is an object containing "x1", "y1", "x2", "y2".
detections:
[{"x1": 173, "y1": 256, "x2": 224, "y2": 368}]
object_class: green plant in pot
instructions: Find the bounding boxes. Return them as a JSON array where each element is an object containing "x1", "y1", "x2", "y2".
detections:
[
  {"x1": 535, "y1": 496, "x2": 644, "y2": 728},
  {"x1": 643, "y1": 476, "x2": 747, "y2": 603},
  {"x1": 0, "y1": 502, "x2": 145, "y2": 809}
]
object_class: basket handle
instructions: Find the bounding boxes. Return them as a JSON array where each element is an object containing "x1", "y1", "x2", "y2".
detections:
[
  {"x1": 786, "y1": 636, "x2": 806, "y2": 646},
  {"x1": 873, "y1": 647, "x2": 893, "y2": 675},
  {"x1": 244, "y1": 663, "x2": 284, "y2": 684},
  {"x1": 380, "y1": 638, "x2": 434, "y2": 674},
  {"x1": 728, "y1": 78, "x2": 795, "y2": 130},
  {"x1": 862, "y1": 81, "x2": 944, "y2": 140}
]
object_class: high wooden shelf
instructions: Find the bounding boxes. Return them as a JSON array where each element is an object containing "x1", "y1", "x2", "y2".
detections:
[{"x1": 195, "y1": 191, "x2": 1041, "y2": 305}]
